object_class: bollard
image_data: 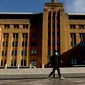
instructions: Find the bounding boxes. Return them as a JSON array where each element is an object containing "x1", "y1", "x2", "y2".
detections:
[
  {"x1": 5, "y1": 64, "x2": 7, "y2": 69},
  {"x1": 42, "y1": 64, "x2": 44, "y2": 68},
  {"x1": 17, "y1": 64, "x2": 19, "y2": 69},
  {"x1": 30, "y1": 64, "x2": 32, "y2": 68}
]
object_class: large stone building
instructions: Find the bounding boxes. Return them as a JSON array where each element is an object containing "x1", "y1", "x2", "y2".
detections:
[{"x1": 0, "y1": 0, "x2": 85, "y2": 68}]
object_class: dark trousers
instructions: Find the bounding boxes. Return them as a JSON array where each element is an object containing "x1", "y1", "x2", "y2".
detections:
[{"x1": 48, "y1": 66, "x2": 61, "y2": 78}]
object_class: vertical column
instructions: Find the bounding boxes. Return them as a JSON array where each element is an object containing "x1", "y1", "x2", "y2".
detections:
[
  {"x1": 76, "y1": 33, "x2": 80, "y2": 45},
  {"x1": 17, "y1": 33, "x2": 22, "y2": 66},
  {"x1": 51, "y1": 12, "x2": 53, "y2": 55},
  {"x1": 55, "y1": 12, "x2": 57, "y2": 51},
  {"x1": 76, "y1": 25, "x2": 79, "y2": 29},
  {"x1": 26, "y1": 32, "x2": 30, "y2": 66},
  {"x1": 42, "y1": 8, "x2": 48, "y2": 65},
  {"x1": 0, "y1": 27, "x2": 2, "y2": 66},
  {"x1": 65, "y1": 14, "x2": 71, "y2": 50},
  {"x1": 7, "y1": 33, "x2": 12, "y2": 66},
  {"x1": 60, "y1": 9, "x2": 66, "y2": 54}
]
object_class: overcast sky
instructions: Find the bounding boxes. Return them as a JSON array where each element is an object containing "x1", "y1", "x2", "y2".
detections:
[{"x1": 0, "y1": 0, "x2": 84, "y2": 13}]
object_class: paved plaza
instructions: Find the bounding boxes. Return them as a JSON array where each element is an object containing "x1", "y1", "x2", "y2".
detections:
[{"x1": 0, "y1": 78, "x2": 85, "y2": 85}]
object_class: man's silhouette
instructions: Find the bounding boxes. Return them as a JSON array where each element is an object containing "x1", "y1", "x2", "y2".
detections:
[{"x1": 48, "y1": 50, "x2": 65, "y2": 79}]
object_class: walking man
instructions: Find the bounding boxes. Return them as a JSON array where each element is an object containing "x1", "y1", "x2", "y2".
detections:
[{"x1": 48, "y1": 50, "x2": 65, "y2": 80}]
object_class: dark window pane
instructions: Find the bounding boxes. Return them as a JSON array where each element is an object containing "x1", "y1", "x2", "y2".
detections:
[
  {"x1": 12, "y1": 50, "x2": 17, "y2": 56},
  {"x1": 21, "y1": 60, "x2": 23, "y2": 66},
  {"x1": 23, "y1": 24, "x2": 28, "y2": 28},
  {"x1": 4, "y1": 60, "x2": 6, "y2": 66},
  {"x1": 79, "y1": 25, "x2": 84, "y2": 29},
  {"x1": 13, "y1": 24, "x2": 19, "y2": 28},
  {"x1": 21, "y1": 50, "x2": 27, "y2": 56},
  {"x1": 24, "y1": 60, "x2": 26, "y2": 66},
  {"x1": 13, "y1": 33, "x2": 18, "y2": 38},
  {"x1": 4, "y1": 24, "x2": 10, "y2": 28}
]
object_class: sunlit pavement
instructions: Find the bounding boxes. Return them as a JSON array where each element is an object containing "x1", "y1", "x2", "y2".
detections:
[{"x1": 0, "y1": 78, "x2": 85, "y2": 85}]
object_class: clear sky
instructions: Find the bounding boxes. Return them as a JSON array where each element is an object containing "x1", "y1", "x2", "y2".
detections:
[
  {"x1": 0, "y1": 0, "x2": 63, "y2": 13},
  {"x1": 0, "y1": 0, "x2": 85, "y2": 13}
]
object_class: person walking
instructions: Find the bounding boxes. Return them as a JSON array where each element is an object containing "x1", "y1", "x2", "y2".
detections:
[{"x1": 48, "y1": 50, "x2": 65, "y2": 80}]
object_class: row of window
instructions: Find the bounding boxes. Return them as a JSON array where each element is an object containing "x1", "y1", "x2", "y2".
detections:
[
  {"x1": 2, "y1": 50, "x2": 37, "y2": 56},
  {"x1": 70, "y1": 33, "x2": 85, "y2": 46},
  {"x1": 3, "y1": 42, "x2": 27, "y2": 47},
  {"x1": 71, "y1": 41, "x2": 85, "y2": 46},
  {"x1": 3, "y1": 33, "x2": 37, "y2": 39},
  {"x1": 3, "y1": 33, "x2": 28, "y2": 38},
  {"x1": 3, "y1": 42, "x2": 37, "y2": 47},
  {"x1": 70, "y1": 33, "x2": 85, "y2": 38},
  {"x1": 2, "y1": 50, "x2": 27, "y2": 56},
  {"x1": 70, "y1": 24, "x2": 85, "y2": 29},
  {"x1": 1, "y1": 60, "x2": 36, "y2": 66},
  {"x1": 3, "y1": 24, "x2": 29, "y2": 29}
]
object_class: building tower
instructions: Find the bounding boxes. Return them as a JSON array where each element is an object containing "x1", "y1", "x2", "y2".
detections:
[
  {"x1": 42, "y1": 0, "x2": 68, "y2": 66},
  {"x1": 51, "y1": 0, "x2": 56, "y2": 3}
]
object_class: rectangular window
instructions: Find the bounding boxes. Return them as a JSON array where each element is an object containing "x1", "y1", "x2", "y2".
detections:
[
  {"x1": 21, "y1": 50, "x2": 27, "y2": 56},
  {"x1": 80, "y1": 41, "x2": 85, "y2": 46},
  {"x1": 3, "y1": 42, "x2": 4, "y2": 46},
  {"x1": 13, "y1": 24, "x2": 19, "y2": 28},
  {"x1": 2, "y1": 51, "x2": 4, "y2": 56},
  {"x1": 71, "y1": 42, "x2": 76, "y2": 46},
  {"x1": 2, "y1": 51, "x2": 7, "y2": 56},
  {"x1": 21, "y1": 60, "x2": 26, "y2": 66},
  {"x1": 24, "y1": 60, "x2": 26, "y2": 66},
  {"x1": 4, "y1": 24, "x2": 10, "y2": 28},
  {"x1": 22, "y1": 42, "x2": 27, "y2": 46},
  {"x1": 70, "y1": 33, "x2": 76, "y2": 46},
  {"x1": 22, "y1": 33, "x2": 28, "y2": 38},
  {"x1": 12, "y1": 50, "x2": 17, "y2": 56},
  {"x1": 30, "y1": 60, "x2": 36, "y2": 67},
  {"x1": 31, "y1": 49, "x2": 37, "y2": 55},
  {"x1": 4, "y1": 33, "x2": 9, "y2": 38},
  {"x1": 80, "y1": 33, "x2": 85, "y2": 38},
  {"x1": 79, "y1": 25, "x2": 84, "y2": 29},
  {"x1": 70, "y1": 25, "x2": 76, "y2": 29},
  {"x1": 13, "y1": 33, "x2": 18, "y2": 38},
  {"x1": 12, "y1": 42, "x2": 18, "y2": 47},
  {"x1": 3, "y1": 41, "x2": 8, "y2": 47},
  {"x1": 79, "y1": 33, "x2": 85, "y2": 46},
  {"x1": 4, "y1": 60, "x2": 6, "y2": 66},
  {"x1": 21, "y1": 60, "x2": 23, "y2": 66},
  {"x1": 11, "y1": 60, "x2": 16, "y2": 66},
  {"x1": 23, "y1": 24, "x2": 28, "y2": 28}
]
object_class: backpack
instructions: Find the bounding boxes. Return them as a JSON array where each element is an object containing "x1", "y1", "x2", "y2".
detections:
[{"x1": 50, "y1": 54, "x2": 59, "y2": 66}]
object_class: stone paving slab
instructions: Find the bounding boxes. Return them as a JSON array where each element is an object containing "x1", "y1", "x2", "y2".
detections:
[
  {"x1": 0, "y1": 78, "x2": 77, "y2": 85},
  {"x1": 0, "y1": 73, "x2": 85, "y2": 80}
]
